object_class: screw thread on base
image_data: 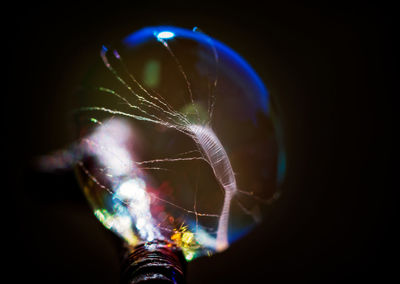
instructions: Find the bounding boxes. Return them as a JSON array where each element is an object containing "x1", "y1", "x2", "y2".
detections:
[{"x1": 120, "y1": 240, "x2": 186, "y2": 284}]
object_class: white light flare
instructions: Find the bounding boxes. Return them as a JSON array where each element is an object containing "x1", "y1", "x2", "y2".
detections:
[
  {"x1": 156, "y1": 31, "x2": 175, "y2": 40},
  {"x1": 87, "y1": 119, "x2": 136, "y2": 177},
  {"x1": 114, "y1": 179, "x2": 162, "y2": 242}
]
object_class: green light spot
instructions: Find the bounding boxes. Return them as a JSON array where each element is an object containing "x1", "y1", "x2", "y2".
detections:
[
  {"x1": 90, "y1": 118, "x2": 99, "y2": 124},
  {"x1": 184, "y1": 250, "x2": 195, "y2": 261},
  {"x1": 180, "y1": 103, "x2": 209, "y2": 124},
  {"x1": 143, "y1": 59, "x2": 161, "y2": 88}
]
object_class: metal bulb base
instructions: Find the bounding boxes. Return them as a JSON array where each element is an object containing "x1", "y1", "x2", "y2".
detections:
[{"x1": 120, "y1": 240, "x2": 186, "y2": 284}]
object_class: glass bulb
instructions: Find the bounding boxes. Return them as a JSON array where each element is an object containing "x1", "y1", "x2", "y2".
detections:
[{"x1": 67, "y1": 26, "x2": 283, "y2": 262}]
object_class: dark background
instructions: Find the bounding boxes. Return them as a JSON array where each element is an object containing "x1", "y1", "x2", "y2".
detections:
[{"x1": 6, "y1": 1, "x2": 395, "y2": 283}]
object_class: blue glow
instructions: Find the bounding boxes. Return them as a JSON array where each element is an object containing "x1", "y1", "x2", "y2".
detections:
[
  {"x1": 228, "y1": 223, "x2": 255, "y2": 244},
  {"x1": 156, "y1": 31, "x2": 175, "y2": 40},
  {"x1": 122, "y1": 26, "x2": 269, "y2": 114}
]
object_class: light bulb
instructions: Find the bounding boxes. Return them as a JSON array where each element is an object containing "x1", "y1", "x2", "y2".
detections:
[{"x1": 40, "y1": 26, "x2": 284, "y2": 280}]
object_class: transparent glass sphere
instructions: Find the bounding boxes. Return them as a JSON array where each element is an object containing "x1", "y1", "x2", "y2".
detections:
[{"x1": 73, "y1": 26, "x2": 282, "y2": 261}]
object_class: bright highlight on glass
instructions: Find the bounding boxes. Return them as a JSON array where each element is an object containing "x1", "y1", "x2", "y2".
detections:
[
  {"x1": 156, "y1": 31, "x2": 175, "y2": 40},
  {"x1": 40, "y1": 26, "x2": 284, "y2": 262}
]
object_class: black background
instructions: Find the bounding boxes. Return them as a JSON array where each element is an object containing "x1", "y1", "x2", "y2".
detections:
[{"x1": 6, "y1": 1, "x2": 396, "y2": 283}]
